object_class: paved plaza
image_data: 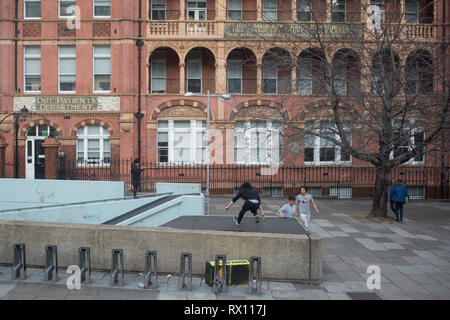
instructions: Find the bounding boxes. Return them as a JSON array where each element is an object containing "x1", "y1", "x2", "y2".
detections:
[{"x1": 1, "y1": 197, "x2": 449, "y2": 300}]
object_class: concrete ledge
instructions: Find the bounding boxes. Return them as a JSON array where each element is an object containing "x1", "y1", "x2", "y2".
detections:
[{"x1": 0, "y1": 220, "x2": 322, "y2": 282}]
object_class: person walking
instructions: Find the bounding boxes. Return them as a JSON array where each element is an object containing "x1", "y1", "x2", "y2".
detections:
[
  {"x1": 278, "y1": 196, "x2": 297, "y2": 218},
  {"x1": 389, "y1": 179, "x2": 409, "y2": 223},
  {"x1": 296, "y1": 187, "x2": 319, "y2": 230},
  {"x1": 225, "y1": 182, "x2": 265, "y2": 226},
  {"x1": 131, "y1": 158, "x2": 144, "y2": 199}
]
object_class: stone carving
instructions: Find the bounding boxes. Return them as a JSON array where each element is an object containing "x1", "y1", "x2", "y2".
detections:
[
  {"x1": 235, "y1": 106, "x2": 283, "y2": 120},
  {"x1": 158, "y1": 105, "x2": 205, "y2": 118}
]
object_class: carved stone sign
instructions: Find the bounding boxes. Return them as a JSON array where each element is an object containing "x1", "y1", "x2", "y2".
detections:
[
  {"x1": 236, "y1": 106, "x2": 283, "y2": 120},
  {"x1": 224, "y1": 23, "x2": 363, "y2": 40},
  {"x1": 14, "y1": 96, "x2": 120, "y2": 112},
  {"x1": 159, "y1": 105, "x2": 206, "y2": 118}
]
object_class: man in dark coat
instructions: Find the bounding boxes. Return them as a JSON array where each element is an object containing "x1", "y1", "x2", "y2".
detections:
[{"x1": 131, "y1": 158, "x2": 144, "y2": 199}]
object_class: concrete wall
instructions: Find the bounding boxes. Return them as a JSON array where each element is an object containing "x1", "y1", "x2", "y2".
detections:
[
  {"x1": 0, "y1": 179, "x2": 125, "y2": 210},
  {"x1": 0, "y1": 220, "x2": 322, "y2": 282}
]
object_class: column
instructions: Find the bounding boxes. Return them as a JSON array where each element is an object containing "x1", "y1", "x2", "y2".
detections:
[
  {"x1": 0, "y1": 137, "x2": 8, "y2": 178},
  {"x1": 326, "y1": 0, "x2": 332, "y2": 22},
  {"x1": 257, "y1": 0, "x2": 262, "y2": 21},
  {"x1": 257, "y1": 62, "x2": 263, "y2": 95},
  {"x1": 179, "y1": 63, "x2": 186, "y2": 94},
  {"x1": 216, "y1": 46, "x2": 227, "y2": 94},
  {"x1": 291, "y1": 67, "x2": 297, "y2": 94},
  {"x1": 400, "y1": 0, "x2": 406, "y2": 24},
  {"x1": 41, "y1": 138, "x2": 59, "y2": 180},
  {"x1": 180, "y1": 0, "x2": 186, "y2": 19},
  {"x1": 291, "y1": 0, "x2": 297, "y2": 21}
]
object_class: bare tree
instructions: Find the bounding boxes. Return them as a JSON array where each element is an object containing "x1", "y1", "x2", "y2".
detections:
[{"x1": 226, "y1": 0, "x2": 449, "y2": 217}]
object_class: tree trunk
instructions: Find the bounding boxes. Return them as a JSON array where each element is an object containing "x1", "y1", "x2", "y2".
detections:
[{"x1": 369, "y1": 166, "x2": 391, "y2": 218}]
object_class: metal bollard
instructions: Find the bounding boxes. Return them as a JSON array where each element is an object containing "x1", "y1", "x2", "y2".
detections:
[
  {"x1": 177, "y1": 252, "x2": 192, "y2": 291},
  {"x1": 11, "y1": 243, "x2": 27, "y2": 280},
  {"x1": 212, "y1": 254, "x2": 227, "y2": 293},
  {"x1": 144, "y1": 250, "x2": 158, "y2": 289},
  {"x1": 247, "y1": 256, "x2": 263, "y2": 295},
  {"x1": 110, "y1": 249, "x2": 124, "y2": 287},
  {"x1": 78, "y1": 247, "x2": 91, "y2": 284},
  {"x1": 44, "y1": 245, "x2": 58, "y2": 282}
]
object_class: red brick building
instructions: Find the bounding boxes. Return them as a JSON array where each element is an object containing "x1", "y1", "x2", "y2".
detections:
[{"x1": 0, "y1": 0, "x2": 448, "y2": 197}]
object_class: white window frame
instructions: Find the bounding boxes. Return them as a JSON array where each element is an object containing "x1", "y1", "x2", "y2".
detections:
[
  {"x1": 24, "y1": 0, "x2": 41, "y2": 19},
  {"x1": 58, "y1": 45, "x2": 76, "y2": 94},
  {"x1": 76, "y1": 125, "x2": 110, "y2": 166},
  {"x1": 24, "y1": 46, "x2": 41, "y2": 94},
  {"x1": 187, "y1": 0, "x2": 207, "y2": 21},
  {"x1": 304, "y1": 120, "x2": 352, "y2": 165},
  {"x1": 157, "y1": 120, "x2": 207, "y2": 164},
  {"x1": 151, "y1": 50, "x2": 166, "y2": 94},
  {"x1": 59, "y1": 0, "x2": 77, "y2": 18},
  {"x1": 227, "y1": 50, "x2": 243, "y2": 94},
  {"x1": 93, "y1": 45, "x2": 111, "y2": 93},
  {"x1": 234, "y1": 120, "x2": 283, "y2": 165},
  {"x1": 390, "y1": 120, "x2": 425, "y2": 165},
  {"x1": 93, "y1": 0, "x2": 111, "y2": 19}
]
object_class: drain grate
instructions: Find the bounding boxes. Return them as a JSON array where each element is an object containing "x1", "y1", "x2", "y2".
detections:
[{"x1": 347, "y1": 292, "x2": 382, "y2": 300}]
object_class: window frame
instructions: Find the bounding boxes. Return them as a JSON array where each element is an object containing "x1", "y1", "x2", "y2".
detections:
[
  {"x1": 93, "y1": 0, "x2": 111, "y2": 19},
  {"x1": 227, "y1": 50, "x2": 243, "y2": 94},
  {"x1": 390, "y1": 120, "x2": 425, "y2": 165},
  {"x1": 263, "y1": 55, "x2": 278, "y2": 94},
  {"x1": 151, "y1": 50, "x2": 166, "y2": 94},
  {"x1": 405, "y1": 0, "x2": 419, "y2": 23},
  {"x1": 227, "y1": 0, "x2": 242, "y2": 20},
  {"x1": 76, "y1": 125, "x2": 111, "y2": 167},
  {"x1": 304, "y1": 120, "x2": 352, "y2": 165},
  {"x1": 59, "y1": 0, "x2": 77, "y2": 19},
  {"x1": 297, "y1": 0, "x2": 312, "y2": 21},
  {"x1": 331, "y1": 0, "x2": 346, "y2": 22},
  {"x1": 262, "y1": 0, "x2": 277, "y2": 21},
  {"x1": 151, "y1": 0, "x2": 166, "y2": 20},
  {"x1": 234, "y1": 120, "x2": 283, "y2": 165},
  {"x1": 186, "y1": 50, "x2": 203, "y2": 94},
  {"x1": 58, "y1": 45, "x2": 76, "y2": 94},
  {"x1": 157, "y1": 120, "x2": 207, "y2": 164},
  {"x1": 93, "y1": 45, "x2": 111, "y2": 93},
  {"x1": 23, "y1": 46, "x2": 41, "y2": 94},
  {"x1": 24, "y1": 0, "x2": 41, "y2": 20}
]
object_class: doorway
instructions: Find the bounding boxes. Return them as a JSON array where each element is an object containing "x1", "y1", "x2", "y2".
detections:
[{"x1": 25, "y1": 125, "x2": 58, "y2": 179}]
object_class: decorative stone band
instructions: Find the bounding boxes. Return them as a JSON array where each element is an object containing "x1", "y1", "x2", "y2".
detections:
[{"x1": 14, "y1": 96, "x2": 121, "y2": 112}]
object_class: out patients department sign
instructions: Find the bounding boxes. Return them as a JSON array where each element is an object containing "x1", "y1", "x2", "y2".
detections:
[{"x1": 14, "y1": 96, "x2": 120, "y2": 112}]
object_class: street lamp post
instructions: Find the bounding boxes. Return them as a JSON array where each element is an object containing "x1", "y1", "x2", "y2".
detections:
[{"x1": 185, "y1": 91, "x2": 231, "y2": 215}]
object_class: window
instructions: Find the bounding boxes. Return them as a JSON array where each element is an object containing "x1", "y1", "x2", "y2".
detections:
[
  {"x1": 227, "y1": 50, "x2": 242, "y2": 94},
  {"x1": 405, "y1": 0, "x2": 419, "y2": 23},
  {"x1": 24, "y1": 46, "x2": 41, "y2": 93},
  {"x1": 406, "y1": 51, "x2": 434, "y2": 95},
  {"x1": 76, "y1": 125, "x2": 110, "y2": 165},
  {"x1": 59, "y1": 0, "x2": 77, "y2": 18},
  {"x1": 234, "y1": 120, "x2": 283, "y2": 165},
  {"x1": 392, "y1": 120, "x2": 424, "y2": 164},
  {"x1": 227, "y1": 0, "x2": 242, "y2": 20},
  {"x1": 24, "y1": 0, "x2": 41, "y2": 19},
  {"x1": 94, "y1": 0, "x2": 111, "y2": 17},
  {"x1": 157, "y1": 120, "x2": 207, "y2": 163},
  {"x1": 93, "y1": 45, "x2": 111, "y2": 92},
  {"x1": 333, "y1": 54, "x2": 347, "y2": 95},
  {"x1": 263, "y1": 56, "x2": 277, "y2": 94},
  {"x1": 332, "y1": 0, "x2": 346, "y2": 22},
  {"x1": 151, "y1": 51, "x2": 166, "y2": 93},
  {"x1": 187, "y1": 51, "x2": 202, "y2": 93},
  {"x1": 187, "y1": 0, "x2": 207, "y2": 20},
  {"x1": 262, "y1": 0, "x2": 277, "y2": 21},
  {"x1": 59, "y1": 46, "x2": 76, "y2": 93},
  {"x1": 304, "y1": 120, "x2": 352, "y2": 165},
  {"x1": 297, "y1": 0, "x2": 312, "y2": 21},
  {"x1": 298, "y1": 55, "x2": 312, "y2": 94},
  {"x1": 151, "y1": 0, "x2": 166, "y2": 20}
]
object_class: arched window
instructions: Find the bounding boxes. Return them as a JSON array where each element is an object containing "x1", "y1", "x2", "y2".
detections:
[{"x1": 76, "y1": 125, "x2": 110, "y2": 165}]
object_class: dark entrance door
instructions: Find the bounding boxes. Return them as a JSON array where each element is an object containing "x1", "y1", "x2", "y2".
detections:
[{"x1": 34, "y1": 140, "x2": 45, "y2": 179}]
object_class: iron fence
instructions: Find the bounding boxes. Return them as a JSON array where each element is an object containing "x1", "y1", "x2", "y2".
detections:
[{"x1": 57, "y1": 159, "x2": 450, "y2": 199}]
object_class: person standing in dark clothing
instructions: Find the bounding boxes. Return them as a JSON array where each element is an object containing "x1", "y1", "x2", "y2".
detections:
[
  {"x1": 225, "y1": 182, "x2": 265, "y2": 226},
  {"x1": 389, "y1": 179, "x2": 409, "y2": 223},
  {"x1": 131, "y1": 158, "x2": 144, "y2": 199}
]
